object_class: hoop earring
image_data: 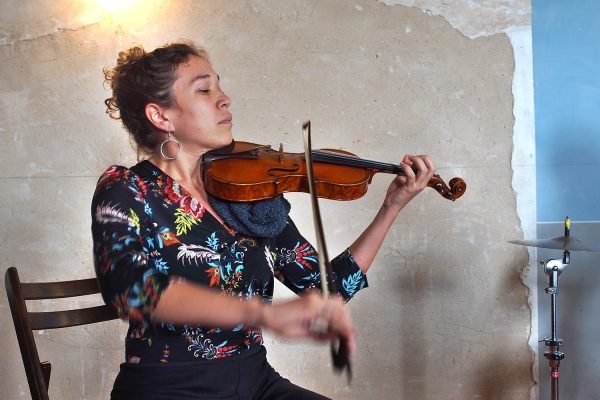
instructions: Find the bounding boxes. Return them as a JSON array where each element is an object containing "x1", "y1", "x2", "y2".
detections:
[{"x1": 160, "y1": 131, "x2": 181, "y2": 160}]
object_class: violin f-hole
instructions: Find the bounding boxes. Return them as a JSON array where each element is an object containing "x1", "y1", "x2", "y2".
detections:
[{"x1": 267, "y1": 165, "x2": 300, "y2": 177}]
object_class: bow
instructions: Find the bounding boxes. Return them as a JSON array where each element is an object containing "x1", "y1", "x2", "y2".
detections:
[{"x1": 302, "y1": 120, "x2": 352, "y2": 382}]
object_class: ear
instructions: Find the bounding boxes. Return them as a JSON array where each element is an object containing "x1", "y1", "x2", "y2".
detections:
[{"x1": 145, "y1": 103, "x2": 173, "y2": 133}]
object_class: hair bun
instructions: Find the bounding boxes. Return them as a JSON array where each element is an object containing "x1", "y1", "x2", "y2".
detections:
[{"x1": 116, "y1": 46, "x2": 146, "y2": 67}]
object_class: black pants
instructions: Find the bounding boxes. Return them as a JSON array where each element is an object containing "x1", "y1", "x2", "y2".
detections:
[{"x1": 111, "y1": 346, "x2": 330, "y2": 400}]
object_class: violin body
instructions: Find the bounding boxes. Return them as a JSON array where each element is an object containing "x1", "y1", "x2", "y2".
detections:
[
  {"x1": 202, "y1": 141, "x2": 373, "y2": 201},
  {"x1": 202, "y1": 140, "x2": 466, "y2": 202}
]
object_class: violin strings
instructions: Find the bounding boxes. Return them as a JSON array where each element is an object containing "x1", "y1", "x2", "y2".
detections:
[{"x1": 311, "y1": 150, "x2": 402, "y2": 174}]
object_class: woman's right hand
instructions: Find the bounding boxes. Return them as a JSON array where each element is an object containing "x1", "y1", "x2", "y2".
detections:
[
  {"x1": 154, "y1": 280, "x2": 356, "y2": 354},
  {"x1": 259, "y1": 291, "x2": 356, "y2": 354}
]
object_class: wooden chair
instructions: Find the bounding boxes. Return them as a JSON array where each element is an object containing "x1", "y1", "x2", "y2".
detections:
[{"x1": 5, "y1": 266, "x2": 119, "y2": 400}]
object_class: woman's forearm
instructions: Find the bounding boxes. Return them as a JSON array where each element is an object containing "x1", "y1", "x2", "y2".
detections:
[
  {"x1": 348, "y1": 203, "x2": 402, "y2": 273},
  {"x1": 348, "y1": 154, "x2": 435, "y2": 273},
  {"x1": 152, "y1": 279, "x2": 356, "y2": 351},
  {"x1": 153, "y1": 279, "x2": 264, "y2": 328}
]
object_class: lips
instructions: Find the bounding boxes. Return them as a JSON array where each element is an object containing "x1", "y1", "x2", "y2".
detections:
[{"x1": 219, "y1": 115, "x2": 233, "y2": 124}]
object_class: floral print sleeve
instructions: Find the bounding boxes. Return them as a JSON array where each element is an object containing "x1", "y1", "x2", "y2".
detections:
[
  {"x1": 271, "y1": 218, "x2": 368, "y2": 301},
  {"x1": 91, "y1": 165, "x2": 170, "y2": 326}
]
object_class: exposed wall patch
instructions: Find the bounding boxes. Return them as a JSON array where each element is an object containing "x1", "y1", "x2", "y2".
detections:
[{"x1": 379, "y1": 0, "x2": 529, "y2": 39}]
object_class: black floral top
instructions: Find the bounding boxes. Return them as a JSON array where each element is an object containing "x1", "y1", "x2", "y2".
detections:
[{"x1": 91, "y1": 161, "x2": 368, "y2": 364}]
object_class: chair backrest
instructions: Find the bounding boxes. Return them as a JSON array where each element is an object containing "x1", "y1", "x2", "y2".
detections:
[{"x1": 5, "y1": 267, "x2": 119, "y2": 400}]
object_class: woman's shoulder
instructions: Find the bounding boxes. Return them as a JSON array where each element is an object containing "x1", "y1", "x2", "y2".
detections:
[
  {"x1": 91, "y1": 163, "x2": 155, "y2": 221},
  {"x1": 93, "y1": 162, "x2": 153, "y2": 197},
  {"x1": 95, "y1": 165, "x2": 133, "y2": 192}
]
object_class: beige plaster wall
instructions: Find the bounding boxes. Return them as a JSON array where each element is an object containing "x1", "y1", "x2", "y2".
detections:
[{"x1": 0, "y1": 1, "x2": 534, "y2": 399}]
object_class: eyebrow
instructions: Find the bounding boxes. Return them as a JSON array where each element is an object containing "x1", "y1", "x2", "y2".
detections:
[
  {"x1": 190, "y1": 74, "x2": 221, "y2": 85},
  {"x1": 190, "y1": 74, "x2": 210, "y2": 84}
]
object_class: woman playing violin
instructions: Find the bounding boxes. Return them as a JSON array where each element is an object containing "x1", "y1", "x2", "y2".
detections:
[{"x1": 92, "y1": 40, "x2": 435, "y2": 399}]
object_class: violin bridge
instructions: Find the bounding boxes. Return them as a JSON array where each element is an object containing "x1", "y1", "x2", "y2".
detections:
[{"x1": 279, "y1": 143, "x2": 284, "y2": 164}]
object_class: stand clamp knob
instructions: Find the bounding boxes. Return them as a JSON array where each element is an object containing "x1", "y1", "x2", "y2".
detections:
[
  {"x1": 544, "y1": 351, "x2": 565, "y2": 361},
  {"x1": 544, "y1": 338, "x2": 563, "y2": 347}
]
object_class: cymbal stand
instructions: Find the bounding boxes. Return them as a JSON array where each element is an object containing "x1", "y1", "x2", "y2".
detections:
[{"x1": 541, "y1": 249, "x2": 569, "y2": 400}]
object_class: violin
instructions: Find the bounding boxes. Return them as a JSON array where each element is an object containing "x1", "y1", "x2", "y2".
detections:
[{"x1": 201, "y1": 140, "x2": 466, "y2": 202}]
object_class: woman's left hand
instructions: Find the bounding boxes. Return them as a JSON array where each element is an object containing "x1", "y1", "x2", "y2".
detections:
[{"x1": 383, "y1": 154, "x2": 436, "y2": 211}]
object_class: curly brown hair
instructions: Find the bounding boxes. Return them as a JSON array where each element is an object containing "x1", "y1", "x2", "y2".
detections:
[{"x1": 104, "y1": 41, "x2": 209, "y2": 156}]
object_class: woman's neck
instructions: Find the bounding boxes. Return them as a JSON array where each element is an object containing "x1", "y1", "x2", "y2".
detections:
[
  {"x1": 148, "y1": 150, "x2": 228, "y2": 226},
  {"x1": 149, "y1": 151, "x2": 203, "y2": 188}
]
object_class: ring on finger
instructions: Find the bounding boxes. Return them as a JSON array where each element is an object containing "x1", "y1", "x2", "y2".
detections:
[{"x1": 309, "y1": 316, "x2": 329, "y2": 334}]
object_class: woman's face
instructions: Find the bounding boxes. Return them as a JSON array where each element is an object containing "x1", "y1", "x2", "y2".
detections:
[{"x1": 164, "y1": 56, "x2": 233, "y2": 154}]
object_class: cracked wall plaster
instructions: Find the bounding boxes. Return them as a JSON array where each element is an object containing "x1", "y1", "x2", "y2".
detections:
[
  {"x1": 0, "y1": 0, "x2": 98, "y2": 45},
  {"x1": 383, "y1": 1, "x2": 537, "y2": 396},
  {"x1": 379, "y1": 0, "x2": 530, "y2": 39},
  {"x1": 0, "y1": 0, "x2": 163, "y2": 45}
]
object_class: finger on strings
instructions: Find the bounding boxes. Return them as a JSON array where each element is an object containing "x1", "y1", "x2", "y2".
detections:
[
  {"x1": 409, "y1": 155, "x2": 426, "y2": 172},
  {"x1": 401, "y1": 154, "x2": 414, "y2": 167},
  {"x1": 418, "y1": 155, "x2": 436, "y2": 179},
  {"x1": 399, "y1": 157, "x2": 416, "y2": 182},
  {"x1": 407, "y1": 155, "x2": 428, "y2": 184}
]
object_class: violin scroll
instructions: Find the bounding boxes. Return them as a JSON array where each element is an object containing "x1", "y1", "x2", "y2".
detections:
[{"x1": 428, "y1": 175, "x2": 467, "y2": 201}]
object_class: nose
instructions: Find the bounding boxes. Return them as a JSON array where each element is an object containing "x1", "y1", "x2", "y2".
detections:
[{"x1": 217, "y1": 91, "x2": 231, "y2": 110}]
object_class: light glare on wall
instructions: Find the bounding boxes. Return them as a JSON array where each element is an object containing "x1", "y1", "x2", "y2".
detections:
[
  {"x1": 77, "y1": 0, "x2": 163, "y2": 28},
  {"x1": 98, "y1": 0, "x2": 141, "y2": 14}
]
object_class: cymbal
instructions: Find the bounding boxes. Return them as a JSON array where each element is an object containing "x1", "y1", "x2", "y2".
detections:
[{"x1": 508, "y1": 236, "x2": 600, "y2": 252}]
